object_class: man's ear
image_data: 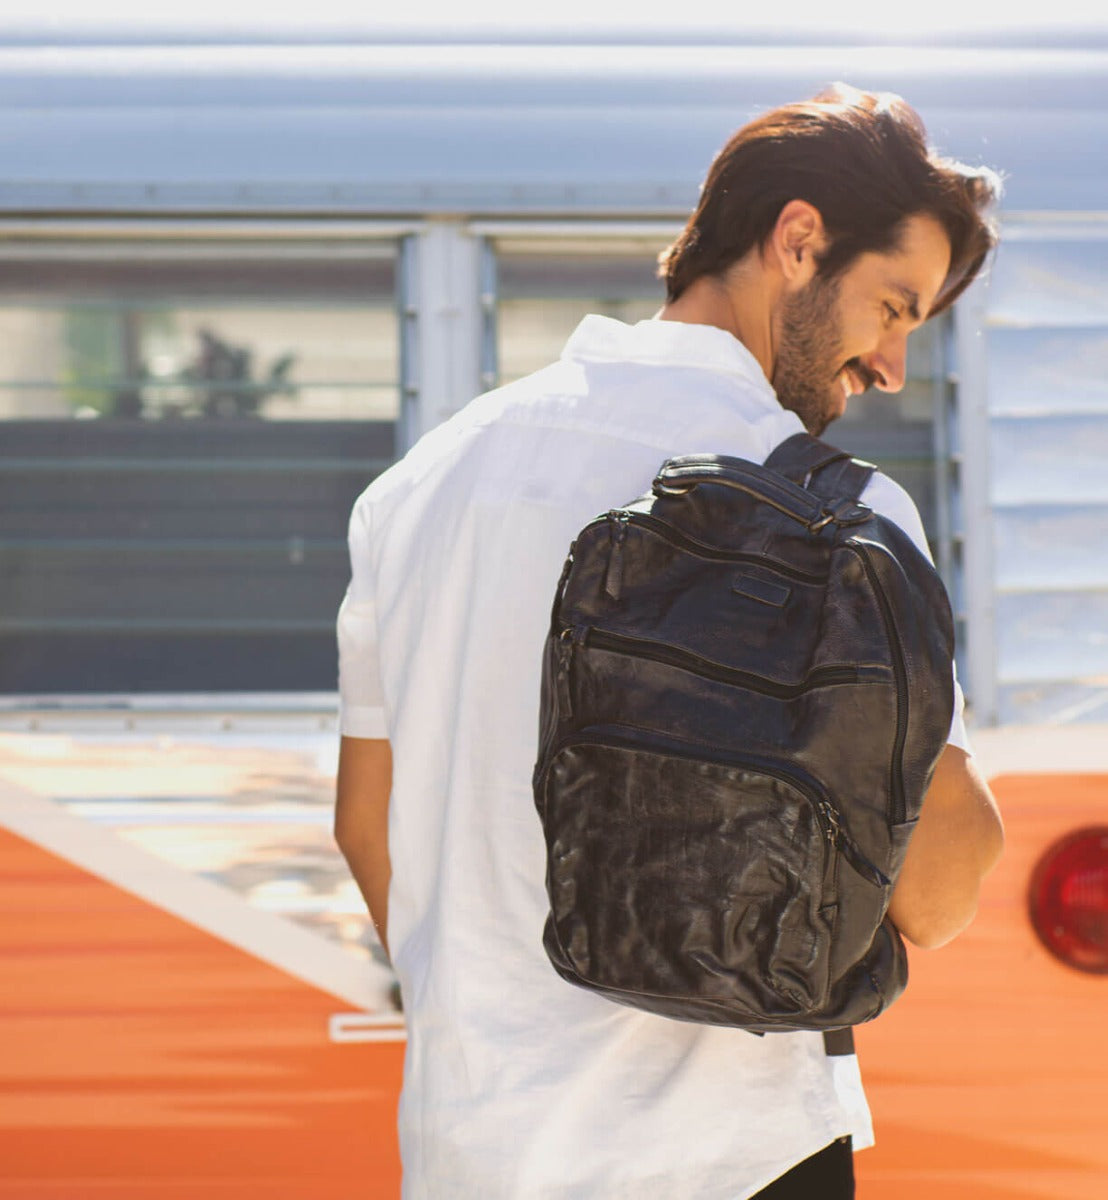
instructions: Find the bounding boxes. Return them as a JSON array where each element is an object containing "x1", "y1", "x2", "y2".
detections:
[{"x1": 770, "y1": 200, "x2": 827, "y2": 285}]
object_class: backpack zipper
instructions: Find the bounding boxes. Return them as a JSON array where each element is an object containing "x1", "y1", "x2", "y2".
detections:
[
  {"x1": 604, "y1": 510, "x2": 631, "y2": 600},
  {"x1": 544, "y1": 726, "x2": 888, "y2": 887},
  {"x1": 576, "y1": 625, "x2": 886, "y2": 699},
  {"x1": 847, "y1": 544, "x2": 909, "y2": 826},
  {"x1": 597, "y1": 509, "x2": 825, "y2": 587},
  {"x1": 555, "y1": 625, "x2": 586, "y2": 718}
]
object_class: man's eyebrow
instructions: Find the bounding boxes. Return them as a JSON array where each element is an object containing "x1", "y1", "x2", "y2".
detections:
[{"x1": 894, "y1": 285, "x2": 921, "y2": 321}]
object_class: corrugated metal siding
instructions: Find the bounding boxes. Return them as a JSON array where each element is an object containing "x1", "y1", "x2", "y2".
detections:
[
  {"x1": 0, "y1": 420, "x2": 392, "y2": 692},
  {"x1": 983, "y1": 225, "x2": 1108, "y2": 723},
  {"x1": 0, "y1": 43, "x2": 1103, "y2": 215}
]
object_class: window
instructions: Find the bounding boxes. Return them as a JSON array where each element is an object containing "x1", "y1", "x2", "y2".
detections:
[
  {"x1": 493, "y1": 246, "x2": 662, "y2": 384},
  {"x1": 0, "y1": 238, "x2": 399, "y2": 695}
]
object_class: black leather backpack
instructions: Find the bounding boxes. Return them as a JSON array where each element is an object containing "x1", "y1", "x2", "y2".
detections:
[{"x1": 533, "y1": 433, "x2": 955, "y2": 1031}]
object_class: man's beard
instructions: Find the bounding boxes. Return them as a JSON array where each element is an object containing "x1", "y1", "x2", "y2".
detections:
[{"x1": 772, "y1": 272, "x2": 849, "y2": 438}]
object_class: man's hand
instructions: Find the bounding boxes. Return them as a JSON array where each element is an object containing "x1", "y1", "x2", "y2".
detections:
[
  {"x1": 334, "y1": 736, "x2": 393, "y2": 957},
  {"x1": 888, "y1": 744, "x2": 1004, "y2": 949}
]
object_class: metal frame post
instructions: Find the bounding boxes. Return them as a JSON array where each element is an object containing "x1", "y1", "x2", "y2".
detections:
[
  {"x1": 400, "y1": 221, "x2": 483, "y2": 448},
  {"x1": 954, "y1": 277, "x2": 999, "y2": 727}
]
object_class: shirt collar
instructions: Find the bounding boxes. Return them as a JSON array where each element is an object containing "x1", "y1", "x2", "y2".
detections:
[{"x1": 561, "y1": 314, "x2": 779, "y2": 410}]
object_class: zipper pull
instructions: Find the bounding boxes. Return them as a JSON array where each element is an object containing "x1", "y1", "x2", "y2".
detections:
[
  {"x1": 555, "y1": 626, "x2": 588, "y2": 717},
  {"x1": 556, "y1": 627, "x2": 575, "y2": 716},
  {"x1": 604, "y1": 510, "x2": 630, "y2": 601},
  {"x1": 818, "y1": 799, "x2": 842, "y2": 847},
  {"x1": 820, "y1": 799, "x2": 890, "y2": 887}
]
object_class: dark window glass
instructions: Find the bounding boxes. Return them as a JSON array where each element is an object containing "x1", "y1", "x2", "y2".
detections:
[{"x1": 0, "y1": 242, "x2": 398, "y2": 695}]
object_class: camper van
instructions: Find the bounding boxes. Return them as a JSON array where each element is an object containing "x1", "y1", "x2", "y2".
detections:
[{"x1": 0, "y1": 19, "x2": 1105, "y2": 1199}]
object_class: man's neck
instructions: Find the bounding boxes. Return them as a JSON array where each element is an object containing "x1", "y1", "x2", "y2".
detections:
[{"x1": 656, "y1": 263, "x2": 778, "y2": 386}]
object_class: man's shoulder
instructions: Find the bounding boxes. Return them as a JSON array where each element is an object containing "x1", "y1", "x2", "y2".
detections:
[
  {"x1": 355, "y1": 349, "x2": 797, "y2": 527},
  {"x1": 349, "y1": 366, "x2": 575, "y2": 515},
  {"x1": 857, "y1": 470, "x2": 932, "y2": 563}
]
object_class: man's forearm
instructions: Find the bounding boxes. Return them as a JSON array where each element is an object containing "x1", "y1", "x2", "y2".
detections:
[
  {"x1": 339, "y1": 826, "x2": 392, "y2": 956},
  {"x1": 335, "y1": 736, "x2": 393, "y2": 956},
  {"x1": 888, "y1": 744, "x2": 1004, "y2": 949}
]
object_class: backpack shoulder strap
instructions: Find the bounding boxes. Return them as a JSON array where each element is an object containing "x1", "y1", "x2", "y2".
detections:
[{"x1": 765, "y1": 431, "x2": 877, "y2": 503}]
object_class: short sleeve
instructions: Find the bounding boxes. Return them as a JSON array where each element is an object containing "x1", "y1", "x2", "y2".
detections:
[
  {"x1": 858, "y1": 472, "x2": 970, "y2": 754},
  {"x1": 337, "y1": 495, "x2": 388, "y2": 739}
]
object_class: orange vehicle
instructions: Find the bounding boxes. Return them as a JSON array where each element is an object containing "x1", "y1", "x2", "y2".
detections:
[
  {"x1": 1, "y1": 722, "x2": 1106, "y2": 1198},
  {"x1": 0, "y1": 726, "x2": 406, "y2": 1200},
  {"x1": 855, "y1": 727, "x2": 1108, "y2": 1199},
  {"x1": 1, "y1": 14, "x2": 1107, "y2": 1199}
]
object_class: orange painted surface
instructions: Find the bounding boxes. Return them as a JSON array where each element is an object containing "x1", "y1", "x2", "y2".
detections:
[
  {"x1": 4, "y1": 772, "x2": 1106, "y2": 1196},
  {"x1": 855, "y1": 773, "x2": 1108, "y2": 1199},
  {"x1": 0, "y1": 829, "x2": 404, "y2": 1199}
]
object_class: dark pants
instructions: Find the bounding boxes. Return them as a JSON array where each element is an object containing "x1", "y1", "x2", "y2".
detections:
[{"x1": 750, "y1": 1136, "x2": 854, "y2": 1199}]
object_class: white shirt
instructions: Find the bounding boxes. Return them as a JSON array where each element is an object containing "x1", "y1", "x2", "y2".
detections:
[{"x1": 338, "y1": 316, "x2": 968, "y2": 1200}]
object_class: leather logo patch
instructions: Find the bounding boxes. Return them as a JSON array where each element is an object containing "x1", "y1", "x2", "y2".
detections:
[{"x1": 731, "y1": 574, "x2": 791, "y2": 608}]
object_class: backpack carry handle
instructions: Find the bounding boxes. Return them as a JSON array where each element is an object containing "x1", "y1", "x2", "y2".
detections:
[
  {"x1": 653, "y1": 455, "x2": 872, "y2": 533},
  {"x1": 765, "y1": 432, "x2": 877, "y2": 502}
]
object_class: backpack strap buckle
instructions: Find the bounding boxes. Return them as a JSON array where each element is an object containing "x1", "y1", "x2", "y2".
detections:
[{"x1": 808, "y1": 499, "x2": 873, "y2": 534}]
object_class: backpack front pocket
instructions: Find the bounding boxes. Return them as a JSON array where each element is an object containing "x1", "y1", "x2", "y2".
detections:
[{"x1": 540, "y1": 729, "x2": 839, "y2": 1021}]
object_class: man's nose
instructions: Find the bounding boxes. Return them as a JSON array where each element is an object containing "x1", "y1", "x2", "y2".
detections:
[{"x1": 864, "y1": 335, "x2": 909, "y2": 394}]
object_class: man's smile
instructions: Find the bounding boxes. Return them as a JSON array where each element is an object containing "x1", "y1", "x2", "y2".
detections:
[{"x1": 838, "y1": 361, "x2": 878, "y2": 402}]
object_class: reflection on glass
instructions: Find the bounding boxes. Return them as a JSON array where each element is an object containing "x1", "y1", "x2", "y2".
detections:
[
  {"x1": 1, "y1": 306, "x2": 398, "y2": 423},
  {"x1": 0, "y1": 243, "x2": 400, "y2": 694},
  {"x1": 495, "y1": 251, "x2": 664, "y2": 385},
  {"x1": 0, "y1": 249, "x2": 398, "y2": 422},
  {"x1": 498, "y1": 295, "x2": 660, "y2": 385},
  {"x1": 93, "y1": 322, "x2": 298, "y2": 421}
]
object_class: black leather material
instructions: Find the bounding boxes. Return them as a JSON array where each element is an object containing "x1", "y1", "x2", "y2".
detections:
[{"x1": 533, "y1": 433, "x2": 955, "y2": 1032}]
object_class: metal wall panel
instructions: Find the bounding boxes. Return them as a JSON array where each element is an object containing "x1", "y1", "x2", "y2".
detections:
[
  {"x1": 986, "y1": 328, "x2": 1108, "y2": 415},
  {"x1": 994, "y1": 506, "x2": 1108, "y2": 590},
  {"x1": 0, "y1": 42, "x2": 1102, "y2": 215},
  {"x1": 995, "y1": 591, "x2": 1108, "y2": 684},
  {"x1": 982, "y1": 230, "x2": 1108, "y2": 723},
  {"x1": 989, "y1": 414, "x2": 1108, "y2": 505}
]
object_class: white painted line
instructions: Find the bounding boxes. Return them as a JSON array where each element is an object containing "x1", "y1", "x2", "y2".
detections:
[
  {"x1": 329, "y1": 1012, "x2": 407, "y2": 1043},
  {"x1": 1045, "y1": 690, "x2": 1108, "y2": 726},
  {"x1": 0, "y1": 777, "x2": 400, "y2": 1017}
]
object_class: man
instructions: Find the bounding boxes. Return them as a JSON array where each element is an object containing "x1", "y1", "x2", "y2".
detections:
[{"x1": 335, "y1": 84, "x2": 1005, "y2": 1199}]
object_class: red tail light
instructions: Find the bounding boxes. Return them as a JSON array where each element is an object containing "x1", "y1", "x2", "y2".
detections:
[{"x1": 1028, "y1": 827, "x2": 1108, "y2": 973}]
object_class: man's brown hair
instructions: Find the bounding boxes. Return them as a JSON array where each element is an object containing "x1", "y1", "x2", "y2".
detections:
[{"x1": 659, "y1": 83, "x2": 1001, "y2": 315}]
